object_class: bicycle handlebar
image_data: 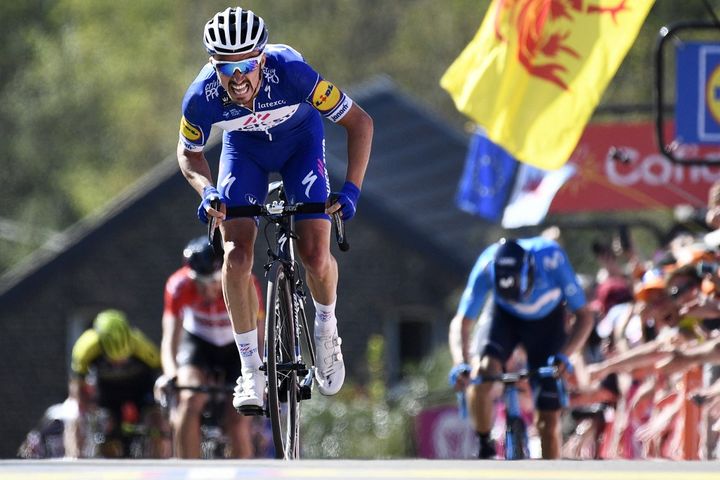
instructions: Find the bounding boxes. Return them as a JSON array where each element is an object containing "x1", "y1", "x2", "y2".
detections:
[
  {"x1": 226, "y1": 201, "x2": 350, "y2": 252},
  {"x1": 470, "y1": 366, "x2": 560, "y2": 385},
  {"x1": 455, "y1": 366, "x2": 561, "y2": 419},
  {"x1": 157, "y1": 382, "x2": 233, "y2": 410},
  {"x1": 172, "y1": 384, "x2": 234, "y2": 394}
]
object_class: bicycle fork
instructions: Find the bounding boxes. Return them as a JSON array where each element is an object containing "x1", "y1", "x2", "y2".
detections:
[{"x1": 503, "y1": 386, "x2": 530, "y2": 460}]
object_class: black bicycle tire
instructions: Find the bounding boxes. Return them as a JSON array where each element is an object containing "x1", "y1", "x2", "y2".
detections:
[
  {"x1": 266, "y1": 263, "x2": 300, "y2": 459},
  {"x1": 504, "y1": 416, "x2": 529, "y2": 460}
]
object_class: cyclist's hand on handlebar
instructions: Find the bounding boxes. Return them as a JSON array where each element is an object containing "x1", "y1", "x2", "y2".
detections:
[
  {"x1": 197, "y1": 186, "x2": 226, "y2": 224},
  {"x1": 448, "y1": 363, "x2": 472, "y2": 391},
  {"x1": 548, "y1": 353, "x2": 574, "y2": 375},
  {"x1": 153, "y1": 374, "x2": 177, "y2": 406},
  {"x1": 328, "y1": 181, "x2": 360, "y2": 220}
]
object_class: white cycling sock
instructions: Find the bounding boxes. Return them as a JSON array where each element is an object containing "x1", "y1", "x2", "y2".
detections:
[
  {"x1": 313, "y1": 299, "x2": 337, "y2": 337},
  {"x1": 234, "y1": 330, "x2": 262, "y2": 369}
]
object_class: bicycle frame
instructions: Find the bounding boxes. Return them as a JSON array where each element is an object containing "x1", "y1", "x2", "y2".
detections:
[
  {"x1": 260, "y1": 182, "x2": 318, "y2": 400},
  {"x1": 216, "y1": 181, "x2": 347, "y2": 459},
  {"x1": 208, "y1": 181, "x2": 350, "y2": 459}
]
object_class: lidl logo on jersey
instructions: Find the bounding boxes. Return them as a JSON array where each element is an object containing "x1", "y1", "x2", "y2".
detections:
[
  {"x1": 312, "y1": 80, "x2": 341, "y2": 112},
  {"x1": 180, "y1": 116, "x2": 203, "y2": 143}
]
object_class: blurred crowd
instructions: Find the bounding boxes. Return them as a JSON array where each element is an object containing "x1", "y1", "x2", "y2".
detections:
[{"x1": 562, "y1": 182, "x2": 720, "y2": 460}]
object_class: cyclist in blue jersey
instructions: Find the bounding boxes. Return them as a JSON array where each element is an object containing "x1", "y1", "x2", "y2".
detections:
[
  {"x1": 449, "y1": 237, "x2": 594, "y2": 459},
  {"x1": 177, "y1": 7, "x2": 373, "y2": 413}
]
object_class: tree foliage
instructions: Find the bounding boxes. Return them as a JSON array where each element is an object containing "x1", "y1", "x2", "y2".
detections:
[{"x1": 0, "y1": 0, "x2": 716, "y2": 273}]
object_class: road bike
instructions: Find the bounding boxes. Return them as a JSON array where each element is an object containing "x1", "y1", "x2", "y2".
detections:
[
  {"x1": 159, "y1": 379, "x2": 235, "y2": 459},
  {"x1": 458, "y1": 366, "x2": 560, "y2": 460},
  {"x1": 209, "y1": 181, "x2": 348, "y2": 459}
]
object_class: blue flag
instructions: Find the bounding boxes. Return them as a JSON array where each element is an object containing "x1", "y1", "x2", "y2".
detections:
[{"x1": 455, "y1": 130, "x2": 518, "y2": 222}]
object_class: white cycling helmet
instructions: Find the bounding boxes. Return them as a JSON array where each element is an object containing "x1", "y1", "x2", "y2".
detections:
[{"x1": 203, "y1": 7, "x2": 268, "y2": 55}]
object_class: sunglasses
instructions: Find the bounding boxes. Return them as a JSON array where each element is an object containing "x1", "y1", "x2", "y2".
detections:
[
  {"x1": 667, "y1": 281, "x2": 695, "y2": 299},
  {"x1": 190, "y1": 270, "x2": 222, "y2": 285},
  {"x1": 211, "y1": 53, "x2": 262, "y2": 77}
]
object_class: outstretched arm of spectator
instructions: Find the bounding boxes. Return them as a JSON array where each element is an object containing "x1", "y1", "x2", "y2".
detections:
[
  {"x1": 587, "y1": 338, "x2": 673, "y2": 381},
  {"x1": 657, "y1": 335, "x2": 720, "y2": 375}
]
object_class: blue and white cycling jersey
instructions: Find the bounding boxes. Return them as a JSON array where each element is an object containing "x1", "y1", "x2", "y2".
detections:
[
  {"x1": 457, "y1": 237, "x2": 586, "y2": 321},
  {"x1": 179, "y1": 43, "x2": 353, "y2": 150}
]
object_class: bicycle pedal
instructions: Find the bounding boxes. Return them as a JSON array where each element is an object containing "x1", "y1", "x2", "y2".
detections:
[
  {"x1": 299, "y1": 384, "x2": 312, "y2": 400},
  {"x1": 236, "y1": 405, "x2": 264, "y2": 417}
]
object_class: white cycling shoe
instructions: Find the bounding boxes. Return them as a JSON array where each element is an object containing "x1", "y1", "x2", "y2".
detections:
[
  {"x1": 314, "y1": 329, "x2": 345, "y2": 396},
  {"x1": 233, "y1": 366, "x2": 265, "y2": 414}
]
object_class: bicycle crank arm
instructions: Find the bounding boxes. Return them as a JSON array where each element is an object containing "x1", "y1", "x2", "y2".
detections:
[{"x1": 299, "y1": 367, "x2": 314, "y2": 400}]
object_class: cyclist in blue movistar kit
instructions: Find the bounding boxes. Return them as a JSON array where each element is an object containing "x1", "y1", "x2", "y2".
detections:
[
  {"x1": 177, "y1": 7, "x2": 373, "y2": 413},
  {"x1": 448, "y1": 237, "x2": 594, "y2": 459}
]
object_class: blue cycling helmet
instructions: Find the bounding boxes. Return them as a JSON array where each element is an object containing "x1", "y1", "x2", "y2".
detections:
[
  {"x1": 183, "y1": 236, "x2": 222, "y2": 278},
  {"x1": 493, "y1": 238, "x2": 535, "y2": 301}
]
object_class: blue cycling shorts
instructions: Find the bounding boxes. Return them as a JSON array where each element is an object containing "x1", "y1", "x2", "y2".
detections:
[{"x1": 216, "y1": 114, "x2": 331, "y2": 222}]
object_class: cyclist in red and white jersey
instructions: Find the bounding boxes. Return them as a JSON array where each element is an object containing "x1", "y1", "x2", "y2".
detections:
[{"x1": 157, "y1": 237, "x2": 264, "y2": 458}]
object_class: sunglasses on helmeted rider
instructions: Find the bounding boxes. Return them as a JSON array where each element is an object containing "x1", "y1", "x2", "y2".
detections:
[{"x1": 210, "y1": 53, "x2": 263, "y2": 76}]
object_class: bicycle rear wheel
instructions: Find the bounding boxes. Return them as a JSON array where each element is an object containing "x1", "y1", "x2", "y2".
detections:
[{"x1": 266, "y1": 263, "x2": 300, "y2": 459}]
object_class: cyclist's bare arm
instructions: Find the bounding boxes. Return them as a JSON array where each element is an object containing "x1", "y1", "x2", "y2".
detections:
[
  {"x1": 329, "y1": 103, "x2": 373, "y2": 213},
  {"x1": 560, "y1": 305, "x2": 595, "y2": 359},
  {"x1": 177, "y1": 141, "x2": 225, "y2": 220},
  {"x1": 449, "y1": 314, "x2": 475, "y2": 366},
  {"x1": 65, "y1": 376, "x2": 90, "y2": 457},
  {"x1": 160, "y1": 311, "x2": 183, "y2": 379}
]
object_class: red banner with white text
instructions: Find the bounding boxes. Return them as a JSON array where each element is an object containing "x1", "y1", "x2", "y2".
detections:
[{"x1": 550, "y1": 122, "x2": 720, "y2": 213}]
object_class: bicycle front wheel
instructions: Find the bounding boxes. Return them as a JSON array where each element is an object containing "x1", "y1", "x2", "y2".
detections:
[
  {"x1": 504, "y1": 416, "x2": 529, "y2": 460},
  {"x1": 266, "y1": 263, "x2": 300, "y2": 459}
]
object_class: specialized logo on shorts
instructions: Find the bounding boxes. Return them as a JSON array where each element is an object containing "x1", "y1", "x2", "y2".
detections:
[
  {"x1": 312, "y1": 80, "x2": 341, "y2": 112},
  {"x1": 219, "y1": 172, "x2": 236, "y2": 199},
  {"x1": 302, "y1": 170, "x2": 317, "y2": 198},
  {"x1": 180, "y1": 116, "x2": 202, "y2": 143}
]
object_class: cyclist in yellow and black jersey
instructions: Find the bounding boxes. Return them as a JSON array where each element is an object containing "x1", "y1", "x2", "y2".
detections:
[{"x1": 65, "y1": 309, "x2": 169, "y2": 458}]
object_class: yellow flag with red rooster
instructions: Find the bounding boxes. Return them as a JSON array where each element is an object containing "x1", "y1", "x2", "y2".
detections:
[{"x1": 441, "y1": 0, "x2": 654, "y2": 170}]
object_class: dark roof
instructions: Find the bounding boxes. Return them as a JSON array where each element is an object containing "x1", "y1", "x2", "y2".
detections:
[{"x1": 326, "y1": 76, "x2": 495, "y2": 271}]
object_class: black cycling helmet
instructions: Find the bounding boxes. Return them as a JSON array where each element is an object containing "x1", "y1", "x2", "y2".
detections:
[
  {"x1": 203, "y1": 7, "x2": 268, "y2": 55},
  {"x1": 493, "y1": 238, "x2": 535, "y2": 302},
  {"x1": 183, "y1": 236, "x2": 222, "y2": 278}
]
